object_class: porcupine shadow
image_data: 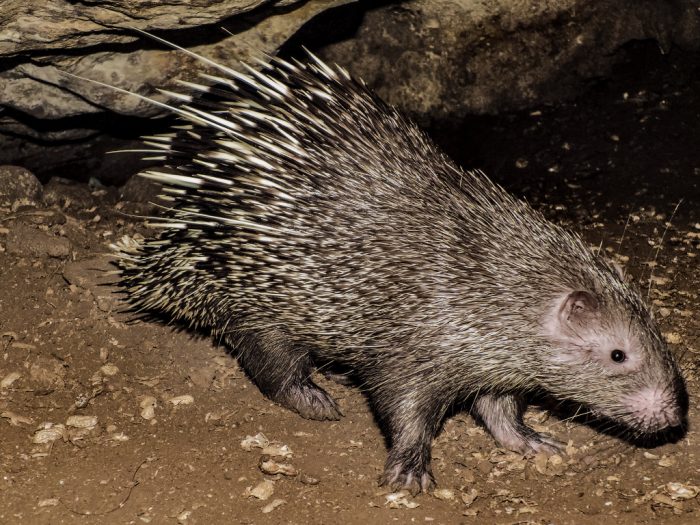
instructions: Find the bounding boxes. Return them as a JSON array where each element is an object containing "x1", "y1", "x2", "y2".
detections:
[{"x1": 515, "y1": 391, "x2": 688, "y2": 449}]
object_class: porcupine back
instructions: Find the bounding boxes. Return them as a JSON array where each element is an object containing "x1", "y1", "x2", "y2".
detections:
[
  {"x1": 117, "y1": 51, "x2": 617, "y2": 351},
  {"x1": 112, "y1": 40, "x2": 686, "y2": 493}
]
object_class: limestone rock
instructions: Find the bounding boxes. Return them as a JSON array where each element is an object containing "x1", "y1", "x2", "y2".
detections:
[{"x1": 320, "y1": 0, "x2": 700, "y2": 119}]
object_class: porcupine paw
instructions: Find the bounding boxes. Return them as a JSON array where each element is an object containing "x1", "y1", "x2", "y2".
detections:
[
  {"x1": 503, "y1": 428, "x2": 564, "y2": 457},
  {"x1": 284, "y1": 383, "x2": 343, "y2": 421},
  {"x1": 379, "y1": 462, "x2": 435, "y2": 495}
]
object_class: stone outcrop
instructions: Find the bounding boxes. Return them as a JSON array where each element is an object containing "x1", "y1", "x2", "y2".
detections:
[
  {"x1": 0, "y1": 0, "x2": 697, "y2": 180},
  {"x1": 319, "y1": 0, "x2": 700, "y2": 120}
]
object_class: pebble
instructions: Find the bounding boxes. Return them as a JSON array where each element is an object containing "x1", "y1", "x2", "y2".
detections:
[
  {"x1": 5, "y1": 223, "x2": 71, "y2": 259},
  {"x1": 65, "y1": 415, "x2": 98, "y2": 429},
  {"x1": 259, "y1": 456, "x2": 298, "y2": 477},
  {"x1": 1, "y1": 411, "x2": 34, "y2": 426},
  {"x1": 0, "y1": 372, "x2": 21, "y2": 388},
  {"x1": 119, "y1": 175, "x2": 162, "y2": 203},
  {"x1": 261, "y1": 499, "x2": 285, "y2": 514},
  {"x1": 0, "y1": 165, "x2": 43, "y2": 210},
  {"x1": 666, "y1": 482, "x2": 699, "y2": 500},
  {"x1": 168, "y1": 394, "x2": 194, "y2": 406},
  {"x1": 246, "y1": 480, "x2": 275, "y2": 500},
  {"x1": 32, "y1": 423, "x2": 67, "y2": 444},
  {"x1": 433, "y1": 488, "x2": 455, "y2": 501},
  {"x1": 140, "y1": 396, "x2": 158, "y2": 420},
  {"x1": 384, "y1": 491, "x2": 419, "y2": 509},
  {"x1": 241, "y1": 433, "x2": 269, "y2": 451},
  {"x1": 100, "y1": 363, "x2": 119, "y2": 376}
]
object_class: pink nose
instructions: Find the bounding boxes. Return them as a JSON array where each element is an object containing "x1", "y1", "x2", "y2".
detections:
[{"x1": 625, "y1": 386, "x2": 682, "y2": 430}]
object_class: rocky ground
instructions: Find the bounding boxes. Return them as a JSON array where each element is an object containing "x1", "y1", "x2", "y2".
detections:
[{"x1": 0, "y1": 43, "x2": 698, "y2": 525}]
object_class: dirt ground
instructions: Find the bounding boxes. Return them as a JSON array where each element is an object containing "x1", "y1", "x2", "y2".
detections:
[{"x1": 1, "y1": 42, "x2": 699, "y2": 524}]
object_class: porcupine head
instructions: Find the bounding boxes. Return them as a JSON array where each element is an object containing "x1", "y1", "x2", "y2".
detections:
[
  {"x1": 96, "y1": 32, "x2": 688, "y2": 494},
  {"x1": 382, "y1": 193, "x2": 689, "y2": 492}
]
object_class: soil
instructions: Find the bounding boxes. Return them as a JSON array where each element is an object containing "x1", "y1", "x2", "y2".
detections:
[{"x1": 0, "y1": 41, "x2": 698, "y2": 524}]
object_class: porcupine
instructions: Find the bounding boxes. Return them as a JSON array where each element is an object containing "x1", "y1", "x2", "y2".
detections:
[{"x1": 105, "y1": 34, "x2": 687, "y2": 493}]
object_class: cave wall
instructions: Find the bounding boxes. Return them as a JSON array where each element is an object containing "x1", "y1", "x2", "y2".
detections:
[
  {"x1": 319, "y1": 0, "x2": 700, "y2": 120},
  {"x1": 0, "y1": 0, "x2": 698, "y2": 181}
]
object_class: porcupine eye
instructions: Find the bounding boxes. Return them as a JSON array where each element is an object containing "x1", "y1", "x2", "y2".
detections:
[{"x1": 610, "y1": 349, "x2": 626, "y2": 363}]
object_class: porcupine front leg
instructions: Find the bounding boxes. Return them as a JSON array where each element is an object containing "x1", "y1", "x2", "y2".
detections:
[
  {"x1": 372, "y1": 385, "x2": 450, "y2": 494},
  {"x1": 472, "y1": 393, "x2": 563, "y2": 455},
  {"x1": 229, "y1": 330, "x2": 342, "y2": 421}
]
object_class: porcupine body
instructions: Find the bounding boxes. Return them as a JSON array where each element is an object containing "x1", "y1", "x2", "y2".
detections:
[{"x1": 113, "y1": 39, "x2": 687, "y2": 493}]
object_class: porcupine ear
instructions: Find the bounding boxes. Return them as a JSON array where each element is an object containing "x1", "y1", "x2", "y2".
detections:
[
  {"x1": 542, "y1": 290, "x2": 600, "y2": 342},
  {"x1": 558, "y1": 290, "x2": 599, "y2": 329}
]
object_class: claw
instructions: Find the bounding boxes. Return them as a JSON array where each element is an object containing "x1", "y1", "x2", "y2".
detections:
[
  {"x1": 510, "y1": 430, "x2": 565, "y2": 457},
  {"x1": 379, "y1": 463, "x2": 435, "y2": 495},
  {"x1": 284, "y1": 383, "x2": 343, "y2": 421}
]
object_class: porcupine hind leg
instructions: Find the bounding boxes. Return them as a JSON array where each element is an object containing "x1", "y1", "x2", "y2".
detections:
[
  {"x1": 373, "y1": 386, "x2": 450, "y2": 494},
  {"x1": 472, "y1": 393, "x2": 563, "y2": 455},
  {"x1": 230, "y1": 330, "x2": 343, "y2": 421}
]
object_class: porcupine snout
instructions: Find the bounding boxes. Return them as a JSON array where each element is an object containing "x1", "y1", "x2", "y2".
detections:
[{"x1": 622, "y1": 378, "x2": 687, "y2": 432}]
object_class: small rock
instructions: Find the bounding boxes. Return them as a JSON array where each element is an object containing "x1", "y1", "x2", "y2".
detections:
[
  {"x1": 0, "y1": 165, "x2": 43, "y2": 210},
  {"x1": 461, "y1": 488, "x2": 478, "y2": 507},
  {"x1": 299, "y1": 473, "x2": 320, "y2": 485},
  {"x1": 1, "y1": 411, "x2": 34, "y2": 426},
  {"x1": 65, "y1": 415, "x2": 98, "y2": 429},
  {"x1": 658, "y1": 456, "x2": 675, "y2": 468},
  {"x1": 168, "y1": 394, "x2": 194, "y2": 406},
  {"x1": 43, "y1": 177, "x2": 95, "y2": 210},
  {"x1": 100, "y1": 363, "x2": 119, "y2": 376},
  {"x1": 261, "y1": 498, "x2": 285, "y2": 514},
  {"x1": 37, "y1": 498, "x2": 60, "y2": 507},
  {"x1": 32, "y1": 423, "x2": 67, "y2": 444},
  {"x1": 241, "y1": 433, "x2": 269, "y2": 452},
  {"x1": 549, "y1": 454, "x2": 563, "y2": 466},
  {"x1": 259, "y1": 456, "x2": 298, "y2": 477},
  {"x1": 433, "y1": 488, "x2": 455, "y2": 501},
  {"x1": 5, "y1": 224, "x2": 71, "y2": 259},
  {"x1": 261, "y1": 443, "x2": 293, "y2": 458},
  {"x1": 61, "y1": 261, "x2": 92, "y2": 288},
  {"x1": 565, "y1": 440, "x2": 578, "y2": 456},
  {"x1": 666, "y1": 482, "x2": 699, "y2": 500},
  {"x1": 0, "y1": 372, "x2": 21, "y2": 389},
  {"x1": 658, "y1": 307, "x2": 671, "y2": 318},
  {"x1": 533, "y1": 452, "x2": 549, "y2": 474},
  {"x1": 119, "y1": 175, "x2": 162, "y2": 203},
  {"x1": 652, "y1": 493, "x2": 683, "y2": 510},
  {"x1": 140, "y1": 396, "x2": 157, "y2": 420},
  {"x1": 385, "y1": 491, "x2": 420, "y2": 509},
  {"x1": 62, "y1": 257, "x2": 113, "y2": 292},
  {"x1": 649, "y1": 275, "x2": 669, "y2": 286},
  {"x1": 664, "y1": 332, "x2": 682, "y2": 345},
  {"x1": 246, "y1": 480, "x2": 275, "y2": 500}
]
